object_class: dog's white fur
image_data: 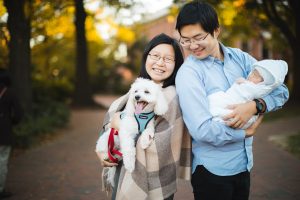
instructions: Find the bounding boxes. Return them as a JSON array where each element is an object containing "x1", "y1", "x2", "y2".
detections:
[{"x1": 96, "y1": 78, "x2": 168, "y2": 186}]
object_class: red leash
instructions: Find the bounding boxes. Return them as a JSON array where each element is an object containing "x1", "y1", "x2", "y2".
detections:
[{"x1": 107, "y1": 128, "x2": 122, "y2": 163}]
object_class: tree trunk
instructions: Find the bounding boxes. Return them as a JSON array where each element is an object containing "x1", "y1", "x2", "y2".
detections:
[
  {"x1": 4, "y1": 0, "x2": 32, "y2": 112},
  {"x1": 288, "y1": 0, "x2": 300, "y2": 103},
  {"x1": 289, "y1": 41, "x2": 300, "y2": 103},
  {"x1": 73, "y1": 0, "x2": 93, "y2": 106},
  {"x1": 291, "y1": 60, "x2": 300, "y2": 102}
]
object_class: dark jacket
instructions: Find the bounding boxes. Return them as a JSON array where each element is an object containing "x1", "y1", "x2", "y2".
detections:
[{"x1": 0, "y1": 86, "x2": 23, "y2": 145}]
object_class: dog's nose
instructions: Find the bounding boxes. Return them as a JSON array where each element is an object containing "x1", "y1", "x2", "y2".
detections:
[{"x1": 135, "y1": 95, "x2": 141, "y2": 100}]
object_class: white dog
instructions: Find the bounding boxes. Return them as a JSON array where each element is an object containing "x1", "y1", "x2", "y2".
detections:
[{"x1": 96, "y1": 78, "x2": 168, "y2": 185}]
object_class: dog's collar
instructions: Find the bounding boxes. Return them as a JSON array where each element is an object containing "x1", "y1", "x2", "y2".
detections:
[{"x1": 134, "y1": 112, "x2": 155, "y2": 133}]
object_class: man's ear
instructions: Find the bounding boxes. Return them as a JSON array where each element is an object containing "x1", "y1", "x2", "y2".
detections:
[{"x1": 213, "y1": 27, "x2": 221, "y2": 38}]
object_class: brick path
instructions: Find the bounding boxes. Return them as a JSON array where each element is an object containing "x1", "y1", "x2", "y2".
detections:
[{"x1": 5, "y1": 96, "x2": 300, "y2": 200}]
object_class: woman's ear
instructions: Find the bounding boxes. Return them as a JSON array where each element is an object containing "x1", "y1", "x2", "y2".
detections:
[{"x1": 154, "y1": 88, "x2": 168, "y2": 115}]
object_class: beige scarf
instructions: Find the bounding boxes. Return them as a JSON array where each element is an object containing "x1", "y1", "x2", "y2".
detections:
[{"x1": 99, "y1": 86, "x2": 191, "y2": 200}]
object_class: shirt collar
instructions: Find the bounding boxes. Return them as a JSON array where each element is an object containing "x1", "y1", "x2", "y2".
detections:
[{"x1": 220, "y1": 43, "x2": 233, "y2": 60}]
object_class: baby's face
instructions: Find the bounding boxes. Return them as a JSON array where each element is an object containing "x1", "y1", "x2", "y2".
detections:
[{"x1": 248, "y1": 69, "x2": 263, "y2": 84}]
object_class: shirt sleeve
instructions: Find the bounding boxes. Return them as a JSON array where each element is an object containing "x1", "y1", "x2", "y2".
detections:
[
  {"x1": 262, "y1": 84, "x2": 289, "y2": 112},
  {"x1": 175, "y1": 66, "x2": 245, "y2": 146}
]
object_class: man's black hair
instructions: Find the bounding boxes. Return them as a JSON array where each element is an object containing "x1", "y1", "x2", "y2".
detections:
[{"x1": 176, "y1": 1, "x2": 219, "y2": 35}]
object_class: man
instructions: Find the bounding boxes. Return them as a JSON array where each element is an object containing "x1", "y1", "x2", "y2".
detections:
[{"x1": 175, "y1": 1, "x2": 289, "y2": 200}]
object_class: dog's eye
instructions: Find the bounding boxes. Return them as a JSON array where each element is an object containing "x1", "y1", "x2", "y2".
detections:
[
  {"x1": 144, "y1": 90, "x2": 149, "y2": 94},
  {"x1": 134, "y1": 90, "x2": 138, "y2": 93}
]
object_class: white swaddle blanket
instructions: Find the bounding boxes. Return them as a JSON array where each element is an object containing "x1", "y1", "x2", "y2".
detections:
[{"x1": 208, "y1": 59, "x2": 288, "y2": 129}]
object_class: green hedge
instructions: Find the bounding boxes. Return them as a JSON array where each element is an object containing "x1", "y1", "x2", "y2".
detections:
[
  {"x1": 13, "y1": 99, "x2": 70, "y2": 148},
  {"x1": 287, "y1": 133, "x2": 300, "y2": 159}
]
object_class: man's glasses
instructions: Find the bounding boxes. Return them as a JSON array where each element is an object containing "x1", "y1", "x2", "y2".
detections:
[
  {"x1": 179, "y1": 33, "x2": 209, "y2": 47},
  {"x1": 148, "y1": 53, "x2": 175, "y2": 64}
]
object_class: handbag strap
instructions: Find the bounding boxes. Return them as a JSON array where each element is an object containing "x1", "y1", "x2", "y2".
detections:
[{"x1": 0, "y1": 87, "x2": 7, "y2": 99}]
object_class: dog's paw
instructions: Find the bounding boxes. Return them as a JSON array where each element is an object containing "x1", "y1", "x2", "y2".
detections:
[
  {"x1": 140, "y1": 133, "x2": 154, "y2": 149},
  {"x1": 123, "y1": 150, "x2": 136, "y2": 173}
]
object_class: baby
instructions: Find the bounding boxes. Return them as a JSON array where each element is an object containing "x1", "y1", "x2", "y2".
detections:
[{"x1": 208, "y1": 59, "x2": 288, "y2": 128}]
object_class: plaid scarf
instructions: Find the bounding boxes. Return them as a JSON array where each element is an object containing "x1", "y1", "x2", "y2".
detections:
[{"x1": 99, "y1": 86, "x2": 191, "y2": 200}]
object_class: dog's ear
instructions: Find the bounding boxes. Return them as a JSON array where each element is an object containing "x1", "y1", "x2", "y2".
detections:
[
  {"x1": 154, "y1": 88, "x2": 168, "y2": 115},
  {"x1": 135, "y1": 77, "x2": 144, "y2": 83},
  {"x1": 125, "y1": 87, "x2": 136, "y2": 114}
]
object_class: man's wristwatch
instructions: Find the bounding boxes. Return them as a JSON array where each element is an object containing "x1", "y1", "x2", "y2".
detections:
[{"x1": 254, "y1": 99, "x2": 265, "y2": 115}]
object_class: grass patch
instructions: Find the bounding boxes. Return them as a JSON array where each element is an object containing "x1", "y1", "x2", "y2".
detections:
[
  {"x1": 263, "y1": 103, "x2": 300, "y2": 122},
  {"x1": 13, "y1": 99, "x2": 70, "y2": 149},
  {"x1": 286, "y1": 132, "x2": 300, "y2": 159},
  {"x1": 269, "y1": 132, "x2": 300, "y2": 159},
  {"x1": 265, "y1": 102, "x2": 300, "y2": 159}
]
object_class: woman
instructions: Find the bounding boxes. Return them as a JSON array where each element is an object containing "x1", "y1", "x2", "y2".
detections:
[{"x1": 95, "y1": 33, "x2": 191, "y2": 200}]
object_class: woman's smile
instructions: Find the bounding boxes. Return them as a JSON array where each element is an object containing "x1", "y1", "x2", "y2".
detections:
[{"x1": 152, "y1": 67, "x2": 165, "y2": 74}]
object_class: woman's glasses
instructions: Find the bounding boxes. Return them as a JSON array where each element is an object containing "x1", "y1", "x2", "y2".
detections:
[{"x1": 148, "y1": 53, "x2": 175, "y2": 64}]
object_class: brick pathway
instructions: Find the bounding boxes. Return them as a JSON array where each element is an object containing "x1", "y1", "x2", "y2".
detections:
[
  {"x1": 5, "y1": 96, "x2": 300, "y2": 200},
  {"x1": 250, "y1": 117, "x2": 300, "y2": 200}
]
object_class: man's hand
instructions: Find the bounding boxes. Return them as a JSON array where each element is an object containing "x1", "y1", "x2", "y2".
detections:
[
  {"x1": 245, "y1": 115, "x2": 264, "y2": 137},
  {"x1": 223, "y1": 101, "x2": 257, "y2": 129},
  {"x1": 95, "y1": 151, "x2": 118, "y2": 167}
]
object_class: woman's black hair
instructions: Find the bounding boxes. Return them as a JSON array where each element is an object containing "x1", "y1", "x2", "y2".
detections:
[
  {"x1": 139, "y1": 33, "x2": 184, "y2": 88},
  {"x1": 175, "y1": 1, "x2": 219, "y2": 35}
]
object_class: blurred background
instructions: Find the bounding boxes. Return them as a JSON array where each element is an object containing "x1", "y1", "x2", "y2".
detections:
[
  {"x1": 1, "y1": 1, "x2": 300, "y2": 199},
  {"x1": 0, "y1": 0, "x2": 299, "y2": 149}
]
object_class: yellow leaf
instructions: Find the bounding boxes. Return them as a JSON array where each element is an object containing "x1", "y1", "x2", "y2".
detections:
[
  {"x1": 86, "y1": 16, "x2": 103, "y2": 43},
  {"x1": 45, "y1": 15, "x2": 74, "y2": 38},
  {"x1": 233, "y1": 0, "x2": 245, "y2": 8},
  {"x1": 258, "y1": 13, "x2": 267, "y2": 20},
  {"x1": 116, "y1": 26, "x2": 135, "y2": 44},
  {"x1": 219, "y1": 1, "x2": 237, "y2": 26},
  {"x1": 0, "y1": 1, "x2": 7, "y2": 16}
]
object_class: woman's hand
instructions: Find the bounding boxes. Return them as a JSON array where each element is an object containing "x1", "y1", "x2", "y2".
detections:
[
  {"x1": 245, "y1": 115, "x2": 264, "y2": 137},
  {"x1": 96, "y1": 151, "x2": 118, "y2": 167},
  {"x1": 223, "y1": 101, "x2": 257, "y2": 129},
  {"x1": 110, "y1": 112, "x2": 121, "y2": 130},
  {"x1": 95, "y1": 112, "x2": 121, "y2": 167}
]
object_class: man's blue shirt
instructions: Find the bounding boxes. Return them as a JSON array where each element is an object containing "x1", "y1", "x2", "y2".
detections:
[{"x1": 175, "y1": 44, "x2": 289, "y2": 176}]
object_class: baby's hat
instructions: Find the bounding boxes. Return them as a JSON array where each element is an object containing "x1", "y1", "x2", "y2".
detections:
[
  {"x1": 253, "y1": 59, "x2": 288, "y2": 87},
  {"x1": 255, "y1": 67, "x2": 274, "y2": 85}
]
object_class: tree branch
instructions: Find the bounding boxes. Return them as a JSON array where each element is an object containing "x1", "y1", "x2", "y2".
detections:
[
  {"x1": 288, "y1": 0, "x2": 300, "y2": 19},
  {"x1": 262, "y1": 0, "x2": 296, "y2": 47}
]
